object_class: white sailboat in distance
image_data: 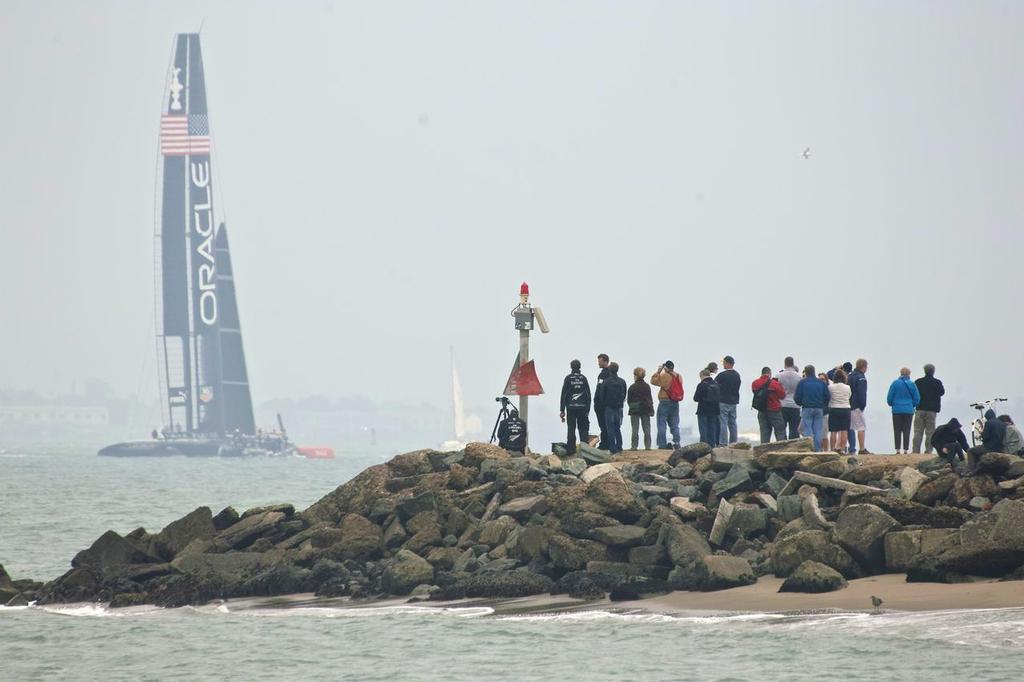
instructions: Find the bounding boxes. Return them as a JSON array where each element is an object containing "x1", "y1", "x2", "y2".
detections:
[{"x1": 440, "y1": 347, "x2": 471, "y2": 451}]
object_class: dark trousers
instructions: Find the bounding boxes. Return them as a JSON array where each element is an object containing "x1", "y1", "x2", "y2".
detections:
[
  {"x1": 892, "y1": 413, "x2": 913, "y2": 451},
  {"x1": 781, "y1": 407, "x2": 801, "y2": 440},
  {"x1": 604, "y1": 407, "x2": 623, "y2": 454},
  {"x1": 594, "y1": 403, "x2": 607, "y2": 448},
  {"x1": 565, "y1": 409, "x2": 589, "y2": 454},
  {"x1": 757, "y1": 410, "x2": 787, "y2": 443},
  {"x1": 938, "y1": 442, "x2": 966, "y2": 465},
  {"x1": 630, "y1": 414, "x2": 652, "y2": 449},
  {"x1": 697, "y1": 413, "x2": 720, "y2": 447}
]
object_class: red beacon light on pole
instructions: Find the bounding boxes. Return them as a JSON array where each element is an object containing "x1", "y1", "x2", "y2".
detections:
[{"x1": 520, "y1": 281, "x2": 530, "y2": 298}]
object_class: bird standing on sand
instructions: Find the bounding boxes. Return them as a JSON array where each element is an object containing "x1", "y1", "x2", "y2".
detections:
[{"x1": 871, "y1": 595, "x2": 884, "y2": 610}]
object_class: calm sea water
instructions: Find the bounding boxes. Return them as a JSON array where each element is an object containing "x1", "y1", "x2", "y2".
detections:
[{"x1": 3, "y1": 446, "x2": 1024, "y2": 681}]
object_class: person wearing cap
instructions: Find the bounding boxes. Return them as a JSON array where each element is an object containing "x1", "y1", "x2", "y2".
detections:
[
  {"x1": 912, "y1": 364, "x2": 945, "y2": 454},
  {"x1": 715, "y1": 355, "x2": 741, "y2": 446},
  {"x1": 650, "y1": 361, "x2": 683, "y2": 449},
  {"x1": 931, "y1": 417, "x2": 969, "y2": 468}
]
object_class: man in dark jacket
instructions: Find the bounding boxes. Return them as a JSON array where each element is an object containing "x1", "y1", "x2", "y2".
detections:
[
  {"x1": 497, "y1": 407, "x2": 527, "y2": 454},
  {"x1": 601, "y1": 362, "x2": 628, "y2": 454},
  {"x1": 931, "y1": 417, "x2": 969, "y2": 468},
  {"x1": 559, "y1": 359, "x2": 591, "y2": 455},
  {"x1": 715, "y1": 356, "x2": 741, "y2": 446},
  {"x1": 795, "y1": 364, "x2": 830, "y2": 452},
  {"x1": 848, "y1": 359, "x2": 870, "y2": 454},
  {"x1": 913, "y1": 364, "x2": 945, "y2": 454},
  {"x1": 694, "y1": 369, "x2": 721, "y2": 447},
  {"x1": 593, "y1": 354, "x2": 611, "y2": 449},
  {"x1": 965, "y1": 409, "x2": 1007, "y2": 475}
]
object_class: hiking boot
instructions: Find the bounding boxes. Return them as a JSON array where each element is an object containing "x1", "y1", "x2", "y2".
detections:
[{"x1": 858, "y1": 449, "x2": 872, "y2": 455}]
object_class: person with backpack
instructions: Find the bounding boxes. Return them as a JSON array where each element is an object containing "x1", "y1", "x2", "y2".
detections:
[
  {"x1": 794, "y1": 364, "x2": 829, "y2": 452},
  {"x1": 716, "y1": 355, "x2": 741, "y2": 446},
  {"x1": 886, "y1": 367, "x2": 921, "y2": 454},
  {"x1": 559, "y1": 359, "x2": 591, "y2": 455},
  {"x1": 651, "y1": 361, "x2": 684, "y2": 449},
  {"x1": 601, "y1": 362, "x2": 628, "y2": 454},
  {"x1": 912, "y1": 364, "x2": 945, "y2": 454},
  {"x1": 627, "y1": 367, "x2": 655, "y2": 450},
  {"x1": 693, "y1": 369, "x2": 721, "y2": 447},
  {"x1": 751, "y1": 367, "x2": 786, "y2": 443}
]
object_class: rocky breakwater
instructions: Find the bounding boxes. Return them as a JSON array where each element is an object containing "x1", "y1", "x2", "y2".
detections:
[{"x1": 7, "y1": 442, "x2": 1024, "y2": 608}]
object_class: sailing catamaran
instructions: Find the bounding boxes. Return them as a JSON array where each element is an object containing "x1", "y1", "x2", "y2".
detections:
[{"x1": 99, "y1": 33, "x2": 298, "y2": 457}]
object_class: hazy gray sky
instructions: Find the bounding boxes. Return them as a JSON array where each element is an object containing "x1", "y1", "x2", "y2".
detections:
[{"x1": 2, "y1": 1, "x2": 1022, "y2": 433}]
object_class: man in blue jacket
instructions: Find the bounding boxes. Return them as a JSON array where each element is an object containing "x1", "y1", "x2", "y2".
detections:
[
  {"x1": 794, "y1": 364, "x2": 830, "y2": 452},
  {"x1": 887, "y1": 368, "x2": 921, "y2": 454},
  {"x1": 848, "y1": 359, "x2": 870, "y2": 454}
]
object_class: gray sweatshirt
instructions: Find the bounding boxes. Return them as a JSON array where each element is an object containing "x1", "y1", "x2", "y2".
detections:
[{"x1": 778, "y1": 368, "x2": 801, "y2": 409}]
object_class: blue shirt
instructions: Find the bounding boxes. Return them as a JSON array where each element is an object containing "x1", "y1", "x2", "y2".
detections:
[
  {"x1": 794, "y1": 377, "x2": 829, "y2": 409},
  {"x1": 887, "y1": 376, "x2": 921, "y2": 415}
]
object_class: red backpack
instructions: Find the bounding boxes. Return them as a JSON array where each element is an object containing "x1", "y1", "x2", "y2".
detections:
[{"x1": 668, "y1": 374, "x2": 684, "y2": 402}]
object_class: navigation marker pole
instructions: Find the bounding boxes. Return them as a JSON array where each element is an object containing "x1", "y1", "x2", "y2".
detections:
[{"x1": 511, "y1": 282, "x2": 549, "y2": 451}]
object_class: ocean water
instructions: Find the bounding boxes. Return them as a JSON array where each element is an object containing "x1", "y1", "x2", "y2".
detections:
[{"x1": 3, "y1": 446, "x2": 1024, "y2": 681}]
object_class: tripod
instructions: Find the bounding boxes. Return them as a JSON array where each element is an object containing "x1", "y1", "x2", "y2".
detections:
[{"x1": 489, "y1": 398, "x2": 513, "y2": 444}]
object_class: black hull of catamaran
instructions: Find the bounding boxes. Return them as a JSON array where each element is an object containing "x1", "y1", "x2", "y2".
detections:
[{"x1": 97, "y1": 439, "x2": 294, "y2": 458}]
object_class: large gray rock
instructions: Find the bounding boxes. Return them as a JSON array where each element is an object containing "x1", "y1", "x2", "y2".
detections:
[
  {"x1": 660, "y1": 524, "x2": 711, "y2": 567},
  {"x1": 778, "y1": 560, "x2": 847, "y2": 593},
  {"x1": 772, "y1": 530, "x2": 862, "y2": 579},
  {"x1": 333, "y1": 514, "x2": 382, "y2": 560},
  {"x1": 585, "y1": 561, "x2": 670, "y2": 580},
  {"x1": 695, "y1": 555, "x2": 756, "y2": 591},
  {"x1": 912, "y1": 472, "x2": 958, "y2": 506},
  {"x1": 170, "y1": 552, "x2": 276, "y2": 585},
  {"x1": 668, "y1": 442, "x2": 712, "y2": 466},
  {"x1": 858, "y1": 495, "x2": 971, "y2": 529},
  {"x1": 437, "y1": 570, "x2": 554, "y2": 599},
  {"x1": 548, "y1": 534, "x2": 610, "y2": 570},
  {"x1": 710, "y1": 468, "x2": 754, "y2": 498},
  {"x1": 498, "y1": 495, "x2": 549, "y2": 519},
  {"x1": 834, "y1": 504, "x2": 902, "y2": 574},
  {"x1": 214, "y1": 511, "x2": 286, "y2": 551},
  {"x1": 72, "y1": 530, "x2": 157, "y2": 570},
  {"x1": 586, "y1": 474, "x2": 645, "y2": 522},
  {"x1": 152, "y1": 507, "x2": 216, "y2": 560},
  {"x1": 592, "y1": 525, "x2": 647, "y2": 548},
  {"x1": 478, "y1": 516, "x2": 519, "y2": 547},
  {"x1": 884, "y1": 529, "x2": 958, "y2": 572},
  {"x1": 381, "y1": 550, "x2": 434, "y2": 595},
  {"x1": 908, "y1": 499, "x2": 1024, "y2": 579}
]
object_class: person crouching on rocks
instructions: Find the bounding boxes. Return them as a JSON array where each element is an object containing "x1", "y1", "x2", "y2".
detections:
[
  {"x1": 627, "y1": 367, "x2": 654, "y2": 451},
  {"x1": 964, "y1": 409, "x2": 1006, "y2": 476},
  {"x1": 931, "y1": 417, "x2": 969, "y2": 471},
  {"x1": 497, "y1": 407, "x2": 527, "y2": 454}
]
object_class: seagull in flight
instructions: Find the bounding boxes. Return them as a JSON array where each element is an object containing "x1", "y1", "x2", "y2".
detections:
[{"x1": 802, "y1": 147, "x2": 811, "y2": 159}]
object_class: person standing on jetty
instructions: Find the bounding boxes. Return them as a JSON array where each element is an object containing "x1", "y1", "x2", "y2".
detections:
[
  {"x1": 694, "y1": 369, "x2": 721, "y2": 447},
  {"x1": 778, "y1": 357, "x2": 802, "y2": 439},
  {"x1": 593, "y1": 354, "x2": 611, "y2": 449},
  {"x1": 651, "y1": 361, "x2": 684, "y2": 449},
  {"x1": 601, "y1": 362, "x2": 627, "y2": 454},
  {"x1": 931, "y1": 417, "x2": 970, "y2": 468},
  {"x1": 887, "y1": 368, "x2": 921, "y2": 454},
  {"x1": 913, "y1": 364, "x2": 945, "y2": 454},
  {"x1": 627, "y1": 367, "x2": 654, "y2": 450},
  {"x1": 559, "y1": 359, "x2": 591, "y2": 455},
  {"x1": 848, "y1": 359, "x2": 870, "y2": 454},
  {"x1": 751, "y1": 367, "x2": 786, "y2": 443},
  {"x1": 828, "y1": 362, "x2": 856, "y2": 453},
  {"x1": 716, "y1": 356, "x2": 741, "y2": 446},
  {"x1": 827, "y1": 367, "x2": 853, "y2": 453},
  {"x1": 999, "y1": 416, "x2": 1023, "y2": 455},
  {"x1": 795, "y1": 365, "x2": 829, "y2": 451}
]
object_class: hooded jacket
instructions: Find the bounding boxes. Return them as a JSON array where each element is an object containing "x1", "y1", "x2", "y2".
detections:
[
  {"x1": 980, "y1": 409, "x2": 1008, "y2": 452},
  {"x1": 848, "y1": 369, "x2": 868, "y2": 411},
  {"x1": 560, "y1": 371, "x2": 591, "y2": 412},
  {"x1": 886, "y1": 376, "x2": 921, "y2": 415},
  {"x1": 931, "y1": 418, "x2": 969, "y2": 454},
  {"x1": 1003, "y1": 423, "x2": 1023, "y2": 455},
  {"x1": 915, "y1": 374, "x2": 945, "y2": 413}
]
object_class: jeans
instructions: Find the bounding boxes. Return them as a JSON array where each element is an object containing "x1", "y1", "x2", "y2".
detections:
[
  {"x1": 630, "y1": 414, "x2": 652, "y2": 449},
  {"x1": 697, "y1": 413, "x2": 720, "y2": 447},
  {"x1": 719, "y1": 403, "x2": 738, "y2": 445},
  {"x1": 912, "y1": 410, "x2": 937, "y2": 453},
  {"x1": 757, "y1": 410, "x2": 787, "y2": 443},
  {"x1": 800, "y1": 407, "x2": 825, "y2": 451},
  {"x1": 656, "y1": 400, "x2": 681, "y2": 449},
  {"x1": 565, "y1": 408, "x2": 589, "y2": 454},
  {"x1": 781, "y1": 407, "x2": 801, "y2": 440},
  {"x1": 604, "y1": 407, "x2": 623, "y2": 454},
  {"x1": 848, "y1": 427, "x2": 856, "y2": 453},
  {"x1": 594, "y1": 404, "x2": 607, "y2": 449},
  {"x1": 892, "y1": 413, "x2": 913, "y2": 451}
]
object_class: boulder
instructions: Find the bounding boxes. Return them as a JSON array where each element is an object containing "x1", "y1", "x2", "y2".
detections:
[
  {"x1": 560, "y1": 457, "x2": 588, "y2": 477},
  {"x1": 578, "y1": 444, "x2": 612, "y2": 465},
  {"x1": 669, "y1": 497, "x2": 707, "y2": 520},
  {"x1": 899, "y1": 467, "x2": 929, "y2": 500},
  {"x1": 778, "y1": 560, "x2": 847, "y2": 593},
  {"x1": 506, "y1": 525, "x2": 551, "y2": 562},
  {"x1": 858, "y1": 495, "x2": 971, "y2": 529},
  {"x1": 708, "y1": 498, "x2": 734, "y2": 546},
  {"x1": 478, "y1": 516, "x2": 519, "y2": 547},
  {"x1": 628, "y1": 545, "x2": 669, "y2": 566},
  {"x1": 396, "y1": 492, "x2": 439, "y2": 520},
  {"x1": 946, "y1": 476, "x2": 999, "y2": 508},
  {"x1": 382, "y1": 517, "x2": 409, "y2": 550},
  {"x1": 711, "y1": 446, "x2": 755, "y2": 471},
  {"x1": 764, "y1": 472, "x2": 789, "y2": 497},
  {"x1": 660, "y1": 524, "x2": 711, "y2": 568},
  {"x1": 592, "y1": 525, "x2": 647, "y2": 548},
  {"x1": 807, "y1": 459, "x2": 847, "y2": 479},
  {"x1": 241, "y1": 503, "x2": 294, "y2": 520},
  {"x1": 912, "y1": 472, "x2": 958, "y2": 506},
  {"x1": 884, "y1": 529, "x2": 958, "y2": 572},
  {"x1": 710, "y1": 468, "x2": 754, "y2": 499},
  {"x1": 752, "y1": 437, "x2": 813, "y2": 455},
  {"x1": 559, "y1": 511, "x2": 622, "y2": 540},
  {"x1": 438, "y1": 570, "x2": 554, "y2": 599},
  {"x1": 777, "y1": 495, "x2": 803, "y2": 522},
  {"x1": 586, "y1": 474, "x2": 645, "y2": 522},
  {"x1": 425, "y1": 547, "x2": 464, "y2": 571},
  {"x1": 585, "y1": 561, "x2": 670, "y2": 580},
  {"x1": 580, "y1": 463, "x2": 619, "y2": 484},
  {"x1": 463, "y1": 442, "x2": 511, "y2": 468},
  {"x1": 772, "y1": 530, "x2": 862, "y2": 579},
  {"x1": 498, "y1": 495, "x2": 549, "y2": 520},
  {"x1": 695, "y1": 555, "x2": 756, "y2": 591},
  {"x1": 170, "y1": 552, "x2": 278, "y2": 587},
  {"x1": 304, "y1": 463, "x2": 391, "y2": 523},
  {"x1": 276, "y1": 523, "x2": 344, "y2": 550},
  {"x1": 726, "y1": 504, "x2": 768, "y2": 540},
  {"x1": 72, "y1": 530, "x2": 157, "y2": 570},
  {"x1": 212, "y1": 507, "x2": 239, "y2": 530},
  {"x1": 151, "y1": 507, "x2": 216, "y2": 561},
  {"x1": 333, "y1": 514, "x2": 382, "y2": 560},
  {"x1": 908, "y1": 499, "x2": 1024, "y2": 579},
  {"x1": 668, "y1": 442, "x2": 712, "y2": 466},
  {"x1": 212, "y1": 510, "x2": 286, "y2": 551},
  {"x1": 976, "y1": 453, "x2": 1022, "y2": 477},
  {"x1": 834, "y1": 504, "x2": 902, "y2": 574},
  {"x1": 548, "y1": 534, "x2": 611, "y2": 570},
  {"x1": 381, "y1": 550, "x2": 434, "y2": 595},
  {"x1": 386, "y1": 449, "x2": 435, "y2": 477}
]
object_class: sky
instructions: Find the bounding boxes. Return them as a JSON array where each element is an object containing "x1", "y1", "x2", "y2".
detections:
[{"x1": 1, "y1": 1, "x2": 1022, "y2": 444}]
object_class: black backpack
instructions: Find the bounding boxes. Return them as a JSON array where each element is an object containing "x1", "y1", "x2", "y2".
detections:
[{"x1": 752, "y1": 378, "x2": 773, "y2": 411}]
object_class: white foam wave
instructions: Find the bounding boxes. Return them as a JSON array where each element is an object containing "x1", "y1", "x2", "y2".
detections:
[
  {"x1": 39, "y1": 603, "x2": 164, "y2": 618},
  {"x1": 498, "y1": 610, "x2": 788, "y2": 624},
  {"x1": 211, "y1": 604, "x2": 495, "y2": 619}
]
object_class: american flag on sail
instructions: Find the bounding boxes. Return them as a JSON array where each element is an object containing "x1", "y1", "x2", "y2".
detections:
[{"x1": 160, "y1": 114, "x2": 211, "y2": 155}]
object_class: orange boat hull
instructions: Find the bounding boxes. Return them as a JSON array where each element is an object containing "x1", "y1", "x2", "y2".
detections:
[{"x1": 297, "y1": 446, "x2": 335, "y2": 460}]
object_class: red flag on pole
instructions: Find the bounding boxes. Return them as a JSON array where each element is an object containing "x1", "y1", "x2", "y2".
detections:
[{"x1": 503, "y1": 354, "x2": 544, "y2": 396}]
